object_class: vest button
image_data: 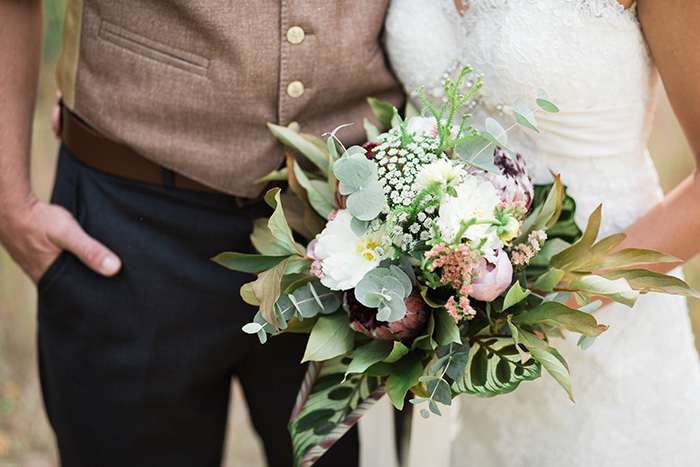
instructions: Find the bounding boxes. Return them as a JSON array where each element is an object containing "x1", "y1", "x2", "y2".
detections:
[
  {"x1": 287, "y1": 81, "x2": 305, "y2": 98},
  {"x1": 286, "y1": 26, "x2": 305, "y2": 45},
  {"x1": 287, "y1": 121, "x2": 301, "y2": 132}
]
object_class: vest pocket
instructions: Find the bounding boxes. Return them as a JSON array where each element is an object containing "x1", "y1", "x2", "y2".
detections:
[{"x1": 98, "y1": 20, "x2": 210, "y2": 77}]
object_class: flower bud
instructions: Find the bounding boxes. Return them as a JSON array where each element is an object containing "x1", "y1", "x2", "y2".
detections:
[{"x1": 470, "y1": 249, "x2": 513, "y2": 302}]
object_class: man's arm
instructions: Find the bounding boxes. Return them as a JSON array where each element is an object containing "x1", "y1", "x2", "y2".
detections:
[{"x1": 0, "y1": 0, "x2": 120, "y2": 283}]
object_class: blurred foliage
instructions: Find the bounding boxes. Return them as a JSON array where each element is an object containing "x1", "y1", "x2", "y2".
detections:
[{"x1": 43, "y1": 0, "x2": 67, "y2": 63}]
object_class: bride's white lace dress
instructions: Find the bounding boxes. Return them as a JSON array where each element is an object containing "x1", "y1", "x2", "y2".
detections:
[{"x1": 385, "y1": 0, "x2": 700, "y2": 465}]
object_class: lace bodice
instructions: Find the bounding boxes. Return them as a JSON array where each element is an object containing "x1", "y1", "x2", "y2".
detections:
[
  {"x1": 385, "y1": 2, "x2": 700, "y2": 466},
  {"x1": 385, "y1": 0, "x2": 662, "y2": 237}
]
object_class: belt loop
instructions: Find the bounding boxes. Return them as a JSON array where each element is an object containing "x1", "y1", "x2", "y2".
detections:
[{"x1": 161, "y1": 168, "x2": 175, "y2": 187}]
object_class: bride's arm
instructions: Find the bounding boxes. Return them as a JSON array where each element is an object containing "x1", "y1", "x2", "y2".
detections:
[{"x1": 619, "y1": 1, "x2": 700, "y2": 272}]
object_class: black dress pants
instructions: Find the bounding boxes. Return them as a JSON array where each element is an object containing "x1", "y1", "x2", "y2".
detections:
[{"x1": 37, "y1": 146, "x2": 358, "y2": 466}]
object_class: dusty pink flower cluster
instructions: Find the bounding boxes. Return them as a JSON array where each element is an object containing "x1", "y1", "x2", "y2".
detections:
[
  {"x1": 425, "y1": 242, "x2": 482, "y2": 322},
  {"x1": 510, "y1": 230, "x2": 547, "y2": 266}
]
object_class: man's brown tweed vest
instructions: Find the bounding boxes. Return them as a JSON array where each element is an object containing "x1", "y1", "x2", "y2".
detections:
[{"x1": 57, "y1": 0, "x2": 404, "y2": 197}]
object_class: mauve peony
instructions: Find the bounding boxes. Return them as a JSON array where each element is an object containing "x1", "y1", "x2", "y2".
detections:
[
  {"x1": 470, "y1": 249, "x2": 513, "y2": 302},
  {"x1": 345, "y1": 289, "x2": 430, "y2": 342}
]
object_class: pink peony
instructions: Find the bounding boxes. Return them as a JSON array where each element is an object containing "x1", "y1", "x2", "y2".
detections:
[
  {"x1": 344, "y1": 289, "x2": 430, "y2": 342},
  {"x1": 470, "y1": 249, "x2": 513, "y2": 302}
]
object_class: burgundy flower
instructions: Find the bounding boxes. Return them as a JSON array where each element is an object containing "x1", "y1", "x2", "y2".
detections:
[{"x1": 344, "y1": 289, "x2": 430, "y2": 342}]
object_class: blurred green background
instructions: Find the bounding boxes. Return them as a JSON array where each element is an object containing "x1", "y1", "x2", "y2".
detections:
[{"x1": 1, "y1": 1, "x2": 698, "y2": 466}]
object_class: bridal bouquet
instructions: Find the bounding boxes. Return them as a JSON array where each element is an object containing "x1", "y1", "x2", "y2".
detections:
[{"x1": 215, "y1": 67, "x2": 698, "y2": 466}]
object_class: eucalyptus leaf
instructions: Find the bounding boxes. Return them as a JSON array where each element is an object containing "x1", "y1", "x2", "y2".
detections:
[
  {"x1": 483, "y1": 118, "x2": 508, "y2": 148},
  {"x1": 512, "y1": 98, "x2": 539, "y2": 133},
  {"x1": 454, "y1": 136, "x2": 499, "y2": 173},
  {"x1": 536, "y1": 89, "x2": 560, "y2": 113},
  {"x1": 350, "y1": 218, "x2": 369, "y2": 236},
  {"x1": 345, "y1": 180, "x2": 386, "y2": 221},
  {"x1": 427, "y1": 378, "x2": 452, "y2": 406}
]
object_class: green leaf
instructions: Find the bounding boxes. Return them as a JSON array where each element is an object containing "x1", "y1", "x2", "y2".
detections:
[
  {"x1": 253, "y1": 259, "x2": 289, "y2": 329},
  {"x1": 512, "y1": 301, "x2": 608, "y2": 337},
  {"x1": 549, "y1": 205, "x2": 602, "y2": 269},
  {"x1": 512, "y1": 98, "x2": 539, "y2": 133},
  {"x1": 267, "y1": 123, "x2": 329, "y2": 171},
  {"x1": 212, "y1": 252, "x2": 292, "y2": 273},
  {"x1": 510, "y1": 325, "x2": 572, "y2": 401},
  {"x1": 601, "y1": 269, "x2": 700, "y2": 299},
  {"x1": 264, "y1": 188, "x2": 304, "y2": 255},
  {"x1": 255, "y1": 167, "x2": 289, "y2": 183},
  {"x1": 434, "y1": 308, "x2": 462, "y2": 346},
  {"x1": 426, "y1": 378, "x2": 452, "y2": 406},
  {"x1": 292, "y1": 161, "x2": 335, "y2": 219},
  {"x1": 565, "y1": 233, "x2": 626, "y2": 270},
  {"x1": 533, "y1": 268, "x2": 566, "y2": 292},
  {"x1": 385, "y1": 354, "x2": 423, "y2": 409},
  {"x1": 503, "y1": 282, "x2": 531, "y2": 311},
  {"x1": 575, "y1": 248, "x2": 680, "y2": 272},
  {"x1": 250, "y1": 218, "x2": 291, "y2": 256},
  {"x1": 452, "y1": 336, "x2": 540, "y2": 397},
  {"x1": 566, "y1": 275, "x2": 639, "y2": 307},
  {"x1": 302, "y1": 313, "x2": 355, "y2": 362},
  {"x1": 454, "y1": 136, "x2": 499, "y2": 173},
  {"x1": 367, "y1": 97, "x2": 396, "y2": 129},
  {"x1": 241, "y1": 281, "x2": 260, "y2": 306},
  {"x1": 345, "y1": 180, "x2": 386, "y2": 221},
  {"x1": 384, "y1": 341, "x2": 410, "y2": 363},
  {"x1": 363, "y1": 118, "x2": 380, "y2": 142},
  {"x1": 483, "y1": 118, "x2": 508, "y2": 147},
  {"x1": 345, "y1": 340, "x2": 393, "y2": 377},
  {"x1": 536, "y1": 89, "x2": 560, "y2": 113},
  {"x1": 277, "y1": 282, "x2": 342, "y2": 320}
]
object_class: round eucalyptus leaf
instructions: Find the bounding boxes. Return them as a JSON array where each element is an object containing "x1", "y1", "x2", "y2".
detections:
[{"x1": 346, "y1": 180, "x2": 386, "y2": 221}]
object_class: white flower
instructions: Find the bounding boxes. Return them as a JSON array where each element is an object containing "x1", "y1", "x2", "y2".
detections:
[
  {"x1": 415, "y1": 159, "x2": 464, "y2": 191},
  {"x1": 313, "y1": 210, "x2": 392, "y2": 290},
  {"x1": 436, "y1": 175, "x2": 503, "y2": 259},
  {"x1": 405, "y1": 116, "x2": 439, "y2": 138}
]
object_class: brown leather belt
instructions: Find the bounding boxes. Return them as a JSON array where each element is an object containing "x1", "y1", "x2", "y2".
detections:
[{"x1": 60, "y1": 106, "x2": 220, "y2": 194}]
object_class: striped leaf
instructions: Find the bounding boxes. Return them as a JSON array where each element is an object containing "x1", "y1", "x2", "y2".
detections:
[
  {"x1": 289, "y1": 357, "x2": 382, "y2": 467},
  {"x1": 451, "y1": 337, "x2": 540, "y2": 397}
]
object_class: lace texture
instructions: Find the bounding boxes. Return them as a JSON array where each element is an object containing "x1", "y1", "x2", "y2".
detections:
[{"x1": 385, "y1": 1, "x2": 700, "y2": 465}]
